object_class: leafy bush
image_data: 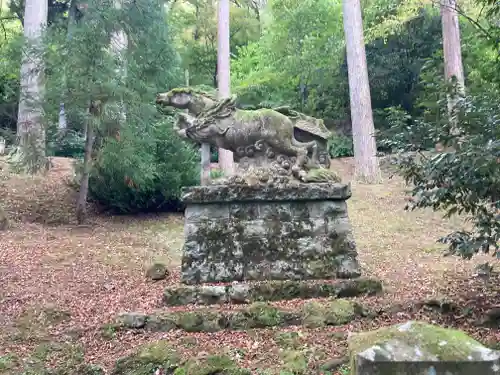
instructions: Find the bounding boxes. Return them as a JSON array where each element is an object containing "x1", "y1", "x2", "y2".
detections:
[
  {"x1": 88, "y1": 117, "x2": 199, "y2": 213},
  {"x1": 47, "y1": 129, "x2": 85, "y2": 158},
  {"x1": 377, "y1": 106, "x2": 437, "y2": 153},
  {"x1": 327, "y1": 133, "x2": 354, "y2": 158},
  {"x1": 388, "y1": 85, "x2": 500, "y2": 259}
]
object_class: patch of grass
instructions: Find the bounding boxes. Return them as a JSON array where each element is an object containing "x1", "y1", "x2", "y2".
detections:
[
  {"x1": 0, "y1": 354, "x2": 18, "y2": 372},
  {"x1": 279, "y1": 350, "x2": 308, "y2": 375},
  {"x1": 101, "y1": 323, "x2": 120, "y2": 340},
  {"x1": 12, "y1": 304, "x2": 71, "y2": 342},
  {"x1": 338, "y1": 364, "x2": 351, "y2": 375},
  {"x1": 274, "y1": 331, "x2": 305, "y2": 349},
  {"x1": 17, "y1": 341, "x2": 94, "y2": 375}
]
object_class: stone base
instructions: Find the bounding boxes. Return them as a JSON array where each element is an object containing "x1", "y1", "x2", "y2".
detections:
[
  {"x1": 180, "y1": 183, "x2": 361, "y2": 285},
  {"x1": 163, "y1": 278, "x2": 382, "y2": 306}
]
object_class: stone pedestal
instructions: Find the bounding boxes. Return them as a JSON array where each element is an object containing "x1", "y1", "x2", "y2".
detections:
[{"x1": 180, "y1": 183, "x2": 361, "y2": 285}]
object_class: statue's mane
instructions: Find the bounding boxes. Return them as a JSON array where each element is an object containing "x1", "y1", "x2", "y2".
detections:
[
  {"x1": 167, "y1": 87, "x2": 217, "y2": 101},
  {"x1": 199, "y1": 96, "x2": 238, "y2": 120}
]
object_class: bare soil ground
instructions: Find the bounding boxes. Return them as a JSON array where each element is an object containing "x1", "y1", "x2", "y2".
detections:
[{"x1": 0, "y1": 156, "x2": 498, "y2": 374}]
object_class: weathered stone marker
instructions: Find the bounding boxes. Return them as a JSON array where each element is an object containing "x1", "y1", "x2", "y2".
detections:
[
  {"x1": 180, "y1": 183, "x2": 361, "y2": 284},
  {"x1": 349, "y1": 321, "x2": 500, "y2": 375}
]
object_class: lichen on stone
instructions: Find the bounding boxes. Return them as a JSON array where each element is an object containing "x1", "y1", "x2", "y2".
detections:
[
  {"x1": 348, "y1": 321, "x2": 500, "y2": 372},
  {"x1": 302, "y1": 299, "x2": 360, "y2": 328}
]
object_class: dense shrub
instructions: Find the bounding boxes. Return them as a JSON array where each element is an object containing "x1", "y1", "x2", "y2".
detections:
[
  {"x1": 47, "y1": 129, "x2": 85, "y2": 158},
  {"x1": 327, "y1": 133, "x2": 354, "y2": 158},
  {"x1": 88, "y1": 117, "x2": 199, "y2": 213},
  {"x1": 388, "y1": 85, "x2": 500, "y2": 258}
]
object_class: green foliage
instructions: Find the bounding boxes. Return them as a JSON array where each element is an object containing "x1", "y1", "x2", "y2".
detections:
[
  {"x1": 328, "y1": 133, "x2": 354, "y2": 158},
  {"x1": 377, "y1": 106, "x2": 436, "y2": 152},
  {"x1": 89, "y1": 118, "x2": 199, "y2": 213},
  {"x1": 388, "y1": 84, "x2": 500, "y2": 259},
  {"x1": 0, "y1": 29, "x2": 22, "y2": 133},
  {"x1": 168, "y1": 0, "x2": 261, "y2": 86},
  {"x1": 231, "y1": 1, "x2": 446, "y2": 129},
  {"x1": 47, "y1": 129, "x2": 85, "y2": 158},
  {"x1": 36, "y1": 0, "x2": 197, "y2": 213}
]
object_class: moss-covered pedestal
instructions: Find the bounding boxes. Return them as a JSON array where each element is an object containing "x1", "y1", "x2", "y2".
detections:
[{"x1": 180, "y1": 183, "x2": 361, "y2": 285}]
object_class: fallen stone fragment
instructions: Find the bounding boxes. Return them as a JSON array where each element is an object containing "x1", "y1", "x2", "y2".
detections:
[
  {"x1": 117, "y1": 312, "x2": 147, "y2": 329},
  {"x1": 146, "y1": 263, "x2": 169, "y2": 281},
  {"x1": 348, "y1": 320, "x2": 500, "y2": 375}
]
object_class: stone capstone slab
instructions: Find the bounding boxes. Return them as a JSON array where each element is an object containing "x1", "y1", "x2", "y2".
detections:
[
  {"x1": 181, "y1": 182, "x2": 352, "y2": 204},
  {"x1": 349, "y1": 321, "x2": 500, "y2": 375},
  {"x1": 181, "y1": 183, "x2": 361, "y2": 284},
  {"x1": 163, "y1": 278, "x2": 382, "y2": 306}
]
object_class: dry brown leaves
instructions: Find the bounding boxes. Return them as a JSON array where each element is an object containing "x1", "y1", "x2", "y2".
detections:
[{"x1": 0, "y1": 156, "x2": 499, "y2": 374}]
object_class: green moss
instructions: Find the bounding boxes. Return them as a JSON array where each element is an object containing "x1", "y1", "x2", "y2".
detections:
[
  {"x1": 233, "y1": 108, "x2": 281, "y2": 122},
  {"x1": 303, "y1": 168, "x2": 341, "y2": 183},
  {"x1": 348, "y1": 321, "x2": 494, "y2": 370},
  {"x1": 279, "y1": 350, "x2": 308, "y2": 374},
  {"x1": 181, "y1": 355, "x2": 250, "y2": 375},
  {"x1": 166, "y1": 87, "x2": 216, "y2": 100},
  {"x1": 163, "y1": 286, "x2": 197, "y2": 306},
  {"x1": 112, "y1": 341, "x2": 181, "y2": 375},
  {"x1": 337, "y1": 279, "x2": 383, "y2": 298},
  {"x1": 246, "y1": 302, "x2": 285, "y2": 327},
  {"x1": 302, "y1": 299, "x2": 359, "y2": 328},
  {"x1": 145, "y1": 313, "x2": 177, "y2": 332},
  {"x1": 0, "y1": 354, "x2": 17, "y2": 372},
  {"x1": 274, "y1": 331, "x2": 305, "y2": 349}
]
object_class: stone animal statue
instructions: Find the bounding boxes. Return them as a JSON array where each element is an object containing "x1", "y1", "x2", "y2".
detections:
[
  {"x1": 156, "y1": 88, "x2": 332, "y2": 168},
  {"x1": 163, "y1": 94, "x2": 320, "y2": 180}
]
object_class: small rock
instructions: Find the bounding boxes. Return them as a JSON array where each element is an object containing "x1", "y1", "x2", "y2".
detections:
[
  {"x1": 146, "y1": 263, "x2": 169, "y2": 281},
  {"x1": 320, "y1": 357, "x2": 348, "y2": 371},
  {"x1": 336, "y1": 256, "x2": 362, "y2": 279},
  {"x1": 198, "y1": 285, "x2": 228, "y2": 304},
  {"x1": 118, "y1": 312, "x2": 147, "y2": 329}
]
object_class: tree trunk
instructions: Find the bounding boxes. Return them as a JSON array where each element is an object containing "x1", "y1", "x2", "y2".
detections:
[
  {"x1": 342, "y1": 0, "x2": 382, "y2": 184},
  {"x1": 440, "y1": 0, "x2": 465, "y2": 145},
  {"x1": 109, "y1": 0, "x2": 128, "y2": 137},
  {"x1": 14, "y1": 0, "x2": 48, "y2": 174},
  {"x1": 75, "y1": 106, "x2": 96, "y2": 225},
  {"x1": 0, "y1": 205, "x2": 8, "y2": 231},
  {"x1": 217, "y1": 0, "x2": 234, "y2": 176},
  {"x1": 57, "y1": 2, "x2": 80, "y2": 132}
]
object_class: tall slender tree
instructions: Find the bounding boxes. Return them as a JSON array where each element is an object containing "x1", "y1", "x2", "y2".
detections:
[
  {"x1": 440, "y1": 0, "x2": 465, "y2": 145},
  {"x1": 13, "y1": 0, "x2": 48, "y2": 173},
  {"x1": 217, "y1": 0, "x2": 234, "y2": 175},
  {"x1": 342, "y1": 0, "x2": 382, "y2": 183}
]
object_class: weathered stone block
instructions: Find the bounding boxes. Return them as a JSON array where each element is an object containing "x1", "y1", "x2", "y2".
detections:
[
  {"x1": 181, "y1": 183, "x2": 352, "y2": 204},
  {"x1": 349, "y1": 321, "x2": 500, "y2": 375},
  {"x1": 180, "y1": 183, "x2": 361, "y2": 284}
]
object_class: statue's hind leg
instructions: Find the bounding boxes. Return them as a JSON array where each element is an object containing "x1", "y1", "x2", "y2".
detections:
[{"x1": 269, "y1": 138, "x2": 315, "y2": 180}]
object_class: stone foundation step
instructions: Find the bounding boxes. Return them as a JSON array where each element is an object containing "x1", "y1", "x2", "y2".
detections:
[
  {"x1": 163, "y1": 277, "x2": 382, "y2": 306},
  {"x1": 112, "y1": 298, "x2": 371, "y2": 334}
]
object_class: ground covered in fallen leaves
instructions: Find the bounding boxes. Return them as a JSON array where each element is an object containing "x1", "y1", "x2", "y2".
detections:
[{"x1": 0, "y1": 156, "x2": 499, "y2": 374}]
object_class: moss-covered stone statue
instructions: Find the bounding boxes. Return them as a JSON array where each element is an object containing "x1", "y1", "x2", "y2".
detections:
[
  {"x1": 156, "y1": 88, "x2": 337, "y2": 183},
  {"x1": 156, "y1": 88, "x2": 332, "y2": 169}
]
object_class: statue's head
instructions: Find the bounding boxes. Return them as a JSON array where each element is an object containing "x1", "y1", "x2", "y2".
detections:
[
  {"x1": 156, "y1": 88, "x2": 217, "y2": 115},
  {"x1": 156, "y1": 88, "x2": 192, "y2": 109}
]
